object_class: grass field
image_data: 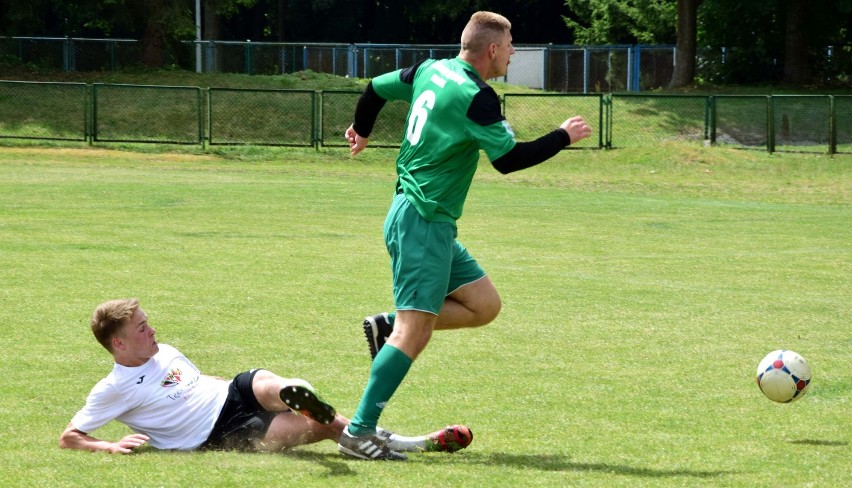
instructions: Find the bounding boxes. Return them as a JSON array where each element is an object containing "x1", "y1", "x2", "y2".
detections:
[{"x1": 0, "y1": 143, "x2": 849, "y2": 487}]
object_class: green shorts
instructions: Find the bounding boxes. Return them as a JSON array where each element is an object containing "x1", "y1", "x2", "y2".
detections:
[{"x1": 383, "y1": 193, "x2": 486, "y2": 315}]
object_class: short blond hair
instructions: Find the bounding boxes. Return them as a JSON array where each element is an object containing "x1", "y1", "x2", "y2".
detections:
[
  {"x1": 460, "y1": 11, "x2": 512, "y2": 55},
  {"x1": 91, "y1": 298, "x2": 139, "y2": 352}
]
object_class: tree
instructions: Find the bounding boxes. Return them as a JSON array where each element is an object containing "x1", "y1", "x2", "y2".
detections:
[
  {"x1": 782, "y1": 0, "x2": 809, "y2": 84},
  {"x1": 563, "y1": 0, "x2": 676, "y2": 44},
  {"x1": 669, "y1": 0, "x2": 698, "y2": 87},
  {"x1": 140, "y1": 0, "x2": 174, "y2": 66}
]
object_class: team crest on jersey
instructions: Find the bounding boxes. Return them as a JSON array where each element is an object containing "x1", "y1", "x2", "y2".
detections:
[{"x1": 160, "y1": 368, "x2": 182, "y2": 387}]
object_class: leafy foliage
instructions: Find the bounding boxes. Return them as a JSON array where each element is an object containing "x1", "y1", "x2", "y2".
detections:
[
  {"x1": 563, "y1": 0, "x2": 852, "y2": 84},
  {"x1": 563, "y1": 0, "x2": 676, "y2": 44}
]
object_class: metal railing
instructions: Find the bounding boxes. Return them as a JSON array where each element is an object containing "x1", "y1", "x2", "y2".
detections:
[
  {"x1": 0, "y1": 80, "x2": 849, "y2": 154},
  {"x1": 4, "y1": 37, "x2": 850, "y2": 92}
]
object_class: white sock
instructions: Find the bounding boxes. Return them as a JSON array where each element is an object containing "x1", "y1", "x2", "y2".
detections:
[{"x1": 378, "y1": 428, "x2": 428, "y2": 451}]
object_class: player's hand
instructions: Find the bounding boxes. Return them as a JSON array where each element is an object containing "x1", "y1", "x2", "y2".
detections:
[
  {"x1": 345, "y1": 124, "x2": 369, "y2": 156},
  {"x1": 560, "y1": 116, "x2": 592, "y2": 144},
  {"x1": 109, "y1": 433, "x2": 150, "y2": 454}
]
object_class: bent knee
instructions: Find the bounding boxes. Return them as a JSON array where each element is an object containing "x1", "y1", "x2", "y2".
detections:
[{"x1": 473, "y1": 295, "x2": 502, "y2": 326}]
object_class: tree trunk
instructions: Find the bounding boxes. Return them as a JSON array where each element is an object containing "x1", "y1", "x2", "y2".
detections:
[
  {"x1": 277, "y1": 0, "x2": 287, "y2": 41},
  {"x1": 202, "y1": 1, "x2": 222, "y2": 72},
  {"x1": 782, "y1": 0, "x2": 810, "y2": 84},
  {"x1": 141, "y1": 0, "x2": 169, "y2": 67},
  {"x1": 204, "y1": 1, "x2": 220, "y2": 41},
  {"x1": 669, "y1": 0, "x2": 698, "y2": 88}
]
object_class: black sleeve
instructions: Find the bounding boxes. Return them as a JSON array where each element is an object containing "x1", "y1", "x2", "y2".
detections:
[
  {"x1": 352, "y1": 81, "x2": 387, "y2": 138},
  {"x1": 399, "y1": 59, "x2": 428, "y2": 84},
  {"x1": 352, "y1": 60, "x2": 427, "y2": 138},
  {"x1": 491, "y1": 129, "x2": 571, "y2": 174}
]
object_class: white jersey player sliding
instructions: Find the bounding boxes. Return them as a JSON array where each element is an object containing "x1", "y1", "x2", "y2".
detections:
[{"x1": 60, "y1": 298, "x2": 472, "y2": 457}]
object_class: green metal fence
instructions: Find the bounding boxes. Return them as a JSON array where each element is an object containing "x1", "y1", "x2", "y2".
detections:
[
  {"x1": 0, "y1": 80, "x2": 850, "y2": 155},
  {"x1": 712, "y1": 96, "x2": 768, "y2": 148},
  {"x1": 610, "y1": 94, "x2": 709, "y2": 148},
  {"x1": 92, "y1": 84, "x2": 203, "y2": 144},
  {"x1": 835, "y1": 96, "x2": 852, "y2": 153},
  {"x1": 504, "y1": 94, "x2": 604, "y2": 149},
  {"x1": 208, "y1": 88, "x2": 316, "y2": 146},
  {"x1": 0, "y1": 80, "x2": 88, "y2": 141},
  {"x1": 319, "y1": 91, "x2": 410, "y2": 148},
  {"x1": 770, "y1": 95, "x2": 832, "y2": 152}
]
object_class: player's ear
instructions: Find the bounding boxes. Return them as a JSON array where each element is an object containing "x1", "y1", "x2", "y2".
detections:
[{"x1": 111, "y1": 336, "x2": 125, "y2": 351}]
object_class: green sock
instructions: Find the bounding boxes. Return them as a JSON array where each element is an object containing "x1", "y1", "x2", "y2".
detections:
[
  {"x1": 387, "y1": 312, "x2": 396, "y2": 327},
  {"x1": 349, "y1": 344, "x2": 412, "y2": 436}
]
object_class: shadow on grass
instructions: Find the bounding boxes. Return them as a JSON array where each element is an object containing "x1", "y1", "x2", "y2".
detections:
[
  {"x1": 466, "y1": 453, "x2": 733, "y2": 478},
  {"x1": 282, "y1": 450, "x2": 733, "y2": 479},
  {"x1": 787, "y1": 439, "x2": 848, "y2": 447},
  {"x1": 278, "y1": 450, "x2": 358, "y2": 477}
]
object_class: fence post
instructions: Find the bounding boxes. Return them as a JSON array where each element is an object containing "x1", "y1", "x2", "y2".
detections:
[
  {"x1": 86, "y1": 83, "x2": 93, "y2": 145},
  {"x1": 198, "y1": 87, "x2": 205, "y2": 147},
  {"x1": 708, "y1": 96, "x2": 716, "y2": 144},
  {"x1": 206, "y1": 87, "x2": 213, "y2": 145},
  {"x1": 302, "y1": 45, "x2": 308, "y2": 72},
  {"x1": 597, "y1": 94, "x2": 604, "y2": 148},
  {"x1": 626, "y1": 46, "x2": 632, "y2": 91},
  {"x1": 109, "y1": 40, "x2": 116, "y2": 70},
  {"x1": 348, "y1": 44, "x2": 358, "y2": 78},
  {"x1": 829, "y1": 95, "x2": 836, "y2": 155},
  {"x1": 583, "y1": 47, "x2": 590, "y2": 94},
  {"x1": 543, "y1": 45, "x2": 550, "y2": 91},
  {"x1": 631, "y1": 45, "x2": 642, "y2": 92},
  {"x1": 604, "y1": 94, "x2": 613, "y2": 149},
  {"x1": 63, "y1": 37, "x2": 73, "y2": 72},
  {"x1": 91, "y1": 84, "x2": 99, "y2": 142},
  {"x1": 244, "y1": 40, "x2": 252, "y2": 75},
  {"x1": 312, "y1": 90, "x2": 319, "y2": 149},
  {"x1": 363, "y1": 46, "x2": 369, "y2": 78},
  {"x1": 205, "y1": 41, "x2": 215, "y2": 72},
  {"x1": 767, "y1": 96, "x2": 775, "y2": 154}
]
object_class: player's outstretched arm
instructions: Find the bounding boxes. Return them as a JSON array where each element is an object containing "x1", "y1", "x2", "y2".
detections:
[
  {"x1": 491, "y1": 115, "x2": 593, "y2": 175},
  {"x1": 59, "y1": 422, "x2": 149, "y2": 454}
]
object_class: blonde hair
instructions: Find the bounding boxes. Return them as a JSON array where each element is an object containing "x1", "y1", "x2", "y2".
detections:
[
  {"x1": 91, "y1": 298, "x2": 140, "y2": 352},
  {"x1": 460, "y1": 11, "x2": 512, "y2": 55}
]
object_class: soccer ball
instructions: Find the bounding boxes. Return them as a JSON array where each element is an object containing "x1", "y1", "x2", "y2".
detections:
[{"x1": 756, "y1": 350, "x2": 811, "y2": 403}]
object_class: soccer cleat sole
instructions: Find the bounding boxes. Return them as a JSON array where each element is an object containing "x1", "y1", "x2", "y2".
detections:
[
  {"x1": 363, "y1": 313, "x2": 391, "y2": 360},
  {"x1": 279, "y1": 385, "x2": 336, "y2": 424}
]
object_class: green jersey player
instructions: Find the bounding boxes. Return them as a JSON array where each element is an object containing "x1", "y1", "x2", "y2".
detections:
[{"x1": 340, "y1": 11, "x2": 592, "y2": 460}]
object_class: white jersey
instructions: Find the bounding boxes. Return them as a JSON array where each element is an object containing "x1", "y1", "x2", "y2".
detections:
[{"x1": 71, "y1": 344, "x2": 229, "y2": 450}]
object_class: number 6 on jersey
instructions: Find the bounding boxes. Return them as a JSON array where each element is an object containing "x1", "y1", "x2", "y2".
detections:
[{"x1": 406, "y1": 90, "x2": 436, "y2": 145}]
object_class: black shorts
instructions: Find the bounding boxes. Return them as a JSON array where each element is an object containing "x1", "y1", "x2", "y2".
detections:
[{"x1": 199, "y1": 369, "x2": 279, "y2": 451}]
